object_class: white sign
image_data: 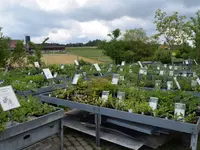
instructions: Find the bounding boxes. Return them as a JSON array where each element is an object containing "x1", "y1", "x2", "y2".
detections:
[
  {"x1": 169, "y1": 65, "x2": 172, "y2": 69},
  {"x1": 74, "y1": 60, "x2": 79, "y2": 66},
  {"x1": 159, "y1": 70, "x2": 164, "y2": 76},
  {"x1": 167, "y1": 81, "x2": 173, "y2": 90},
  {"x1": 157, "y1": 66, "x2": 160, "y2": 70},
  {"x1": 120, "y1": 68, "x2": 123, "y2": 71},
  {"x1": 43, "y1": 68, "x2": 53, "y2": 79},
  {"x1": 196, "y1": 78, "x2": 200, "y2": 85},
  {"x1": 139, "y1": 69, "x2": 147, "y2": 75},
  {"x1": 53, "y1": 72, "x2": 58, "y2": 78},
  {"x1": 164, "y1": 64, "x2": 167, "y2": 68},
  {"x1": 121, "y1": 61, "x2": 125, "y2": 66},
  {"x1": 102, "y1": 91, "x2": 109, "y2": 102},
  {"x1": 117, "y1": 92, "x2": 125, "y2": 102},
  {"x1": 34, "y1": 62, "x2": 40, "y2": 68},
  {"x1": 0, "y1": 86, "x2": 20, "y2": 111},
  {"x1": 174, "y1": 77, "x2": 181, "y2": 89},
  {"x1": 185, "y1": 60, "x2": 189, "y2": 65},
  {"x1": 138, "y1": 61, "x2": 143, "y2": 68},
  {"x1": 149, "y1": 97, "x2": 158, "y2": 111},
  {"x1": 174, "y1": 103, "x2": 185, "y2": 119},
  {"x1": 108, "y1": 68, "x2": 112, "y2": 72},
  {"x1": 61, "y1": 65, "x2": 64, "y2": 69},
  {"x1": 174, "y1": 66, "x2": 178, "y2": 70},
  {"x1": 72, "y1": 74, "x2": 80, "y2": 85},
  {"x1": 169, "y1": 71, "x2": 174, "y2": 76},
  {"x1": 182, "y1": 72, "x2": 187, "y2": 77},
  {"x1": 94, "y1": 63, "x2": 101, "y2": 71},
  {"x1": 112, "y1": 74, "x2": 119, "y2": 85}
]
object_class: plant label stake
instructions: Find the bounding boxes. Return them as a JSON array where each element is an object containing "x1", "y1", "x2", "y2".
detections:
[
  {"x1": 34, "y1": 62, "x2": 40, "y2": 68},
  {"x1": 94, "y1": 63, "x2": 102, "y2": 76},
  {"x1": 61, "y1": 65, "x2": 64, "y2": 69},
  {"x1": 194, "y1": 59, "x2": 198, "y2": 65},
  {"x1": 174, "y1": 66, "x2": 178, "y2": 70},
  {"x1": 182, "y1": 71, "x2": 187, "y2": 77},
  {"x1": 139, "y1": 68, "x2": 147, "y2": 75},
  {"x1": 174, "y1": 103, "x2": 185, "y2": 120},
  {"x1": 159, "y1": 70, "x2": 164, "y2": 76},
  {"x1": 120, "y1": 76, "x2": 124, "y2": 81},
  {"x1": 120, "y1": 68, "x2": 123, "y2": 71},
  {"x1": 174, "y1": 77, "x2": 181, "y2": 89},
  {"x1": 157, "y1": 66, "x2": 160, "y2": 70},
  {"x1": 74, "y1": 60, "x2": 79, "y2": 66},
  {"x1": 117, "y1": 92, "x2": 125, "y2": 102},
  {"x1": 112, "y1": 74, "x2": 119, "y2": 85},
  {"x1": 184, "y1": 60, "x2": 189, "y2": 65},
  {"x1": 102, "y1": 91, "x2": 109, "y2": 102},
  {"x1": 3, "y1": 67, "x2": 8, "y2": 76},
  {"x1": 196, "y1": 78, "x2": 200, "y2": 85},
  {"x1": 164, "y1": 64, "x2": 167, "y2": 68},
  {"x1": 72, "y1": 74, "x2": 80, "y2": 85},
  {"x1": 169, "y1": 71, "x2": 174, "y2": 76},
  {"x1": 53, "y1": 72, "x2": 58, "y2": 78},
  {"x1": 121, "y1": 61, "x2": 125, "y2": 66},
  {"x1": 0, "y1": 86, "x2": 20, "y2": 124},
  {"x1": 138, "y1": 61, "x2": 143, "y2": 68},
  {"x1": 43, "y1": 68, "x2": 53, "y2": 79},
  {"x1": 169, "y1": 65, "x2": 172, "y2": 69},
  {"x1": 191, "y1": 80, "x2": 197, "y2": 87},
  {"x1": 149, "y1": 97, "x2": 158, "y2": 111},
  {"x1": 167, "y1": 81, "x2": 173, "y2": 90}
]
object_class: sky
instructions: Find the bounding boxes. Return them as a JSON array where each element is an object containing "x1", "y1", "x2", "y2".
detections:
[{"x1": 0, "y1": 0, "x2": 200, "y2": 44}]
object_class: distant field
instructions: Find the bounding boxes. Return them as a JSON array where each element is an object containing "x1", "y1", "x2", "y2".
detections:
[{"x1": 67, "y1": 47, "x2": 112, "y2": 63}]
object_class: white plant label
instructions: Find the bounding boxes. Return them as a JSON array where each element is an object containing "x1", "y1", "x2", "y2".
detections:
[
  {"x1": 94, "y1": 63, "x2": 101, "y2": 71},
  {"x1": 167, "y1": 81, "x2": 173, "y2": 90},
  {"x1": 174, "y1": 66, "x2": 178, "y2": 70},
  {"x1": 117, "y1": 92, "x2": 125, "y2": 102},
  {"x1": 74, "y1": 60, "x2": 79, "y2": 66},
  {"x1": 174, "y1": 77, "x2": 181, "y2": 89},
  {"x1": 157, "y1": 66, "x2": 160, "y2": 70},
  {"x1": 82, "y1": 72, "x2": 87, "y2": 77},
  {"x1": 34, "y1": 62, "x2": 40, "y2": 68},
  {"x1": 61, "y1": 65, "x2": 64, "y2": 69},
  {"x1": 196, "y1": 78, "x2": 200, "y2": 85},
  {"x1": 0, "y1": 86, "x2": 20, "y2": 111},
  {"x1": 129, "y1": 69, "x2": 132, "y2": 73},
  {"x1": 164, "y1": 64, "x2": 167, "y2": 68},
  {"x1": 185, "y1": 60, "x2": 189, "y2": 65},
  {"x1": 102, "y1": 91, "x2": 109, "y2": 102},
  {"x1": 112, "y1": 74, "x2": 119, "y2": 85},
  {"x1": 3, "y1": 67, "x2": 8, "y2": 76},
  {"x1": 43, "y1": 68, "x2": 53, "y2": 79},
  {"x1": 120, "y1": 68, "x2": 123, "y2": 71},
  {"x1": 139, "y1": 69, "x2": 147, "y2": 75},
  {"x1": 159, "y1": 70, "x2": 164, "y2": 76},
  {"x1": 194, "y1": 59, "x2": 198, "y2": 65},
  {"x1": 53, "y1": 72, "x2": 58, "y2": 78},
  {"x1": 191, "y1": 80, "x2": 197, "y2": 87},
  {"x1": 138, "y1": 61, "x2": 143, "y2": 68},
  {"x1": 110, "y1": 64, "x2": 113, "y2": 67},
  {"x1": 149, "y1": 97, "x2": 158, "y2": 111},
  {"x1": 121, "y1": 61, "x2": 125, "y2": 66},
  {"x1": 72, "y1": 74, "x2": 80, "y2": 85},
  {"x1": 182, "y1": 72, "x2": 187, "y2": 77},
  {"x1": 108, "y1": 68, "x2": 112, "y2": 72},
  {"x1": 174, "y1": 103, "x2": 185, "y2": 119},
  {"x1": 120, "y1": 76, "x2": 124, "y2": 81},
  {"x1": 169, "y1": 65, "x2": 172, "y2": 69},
  {"x1": 169, "y1": 71, "x2": 174, "y2": 76}
]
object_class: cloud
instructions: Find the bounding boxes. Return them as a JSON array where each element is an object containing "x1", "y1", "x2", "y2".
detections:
[{"x1": 0, "y1": 0, "x2": 200, "y2": 43}]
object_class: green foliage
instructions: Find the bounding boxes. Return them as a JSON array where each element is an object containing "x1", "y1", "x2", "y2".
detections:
[
  {"x1": 123, "y1": 28, "x2": 149, "y2": 42},
  {"x1": 107, "y1": 28, "x2": 121, "y2": 40},
  {"x1": 28, "y1": 37, "x2": 49, "y2": 66},
  {"x1": 155, "y1": 48, "x2": 171, "y2": 63}
]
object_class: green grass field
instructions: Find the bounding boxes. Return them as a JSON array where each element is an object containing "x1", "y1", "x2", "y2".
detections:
[{"x1": 67, "y1": 47, "x2": 112, "y2": 63}]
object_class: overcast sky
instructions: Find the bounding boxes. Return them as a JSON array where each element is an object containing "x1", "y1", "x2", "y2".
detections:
[{"x1": 0, "y1": 0, "x2": 200, "y2": 44}]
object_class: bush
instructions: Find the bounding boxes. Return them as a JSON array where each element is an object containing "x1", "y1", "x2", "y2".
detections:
[{"x1": 155, "y1": 49, "x2": 171, "y2": 64}]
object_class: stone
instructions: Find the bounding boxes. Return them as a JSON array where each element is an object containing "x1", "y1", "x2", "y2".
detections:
[
  {"x1": 75, "y1": 145, "x2": 85, "y2": 150},
  {"x1": 84, "y1": 145, "x2": 93, "y2": 150},
  {"x1": 67, "y1": 146, "x2": 76, "y2": 150},
  {"x1": 72, "y1": 141, "x2": 80, "y2": 146},
  {"x1": 68, "y1": 137, "x2": 76, "y2": 142},
  {"x1": 80, "y1": 141, "x2": 88, "y2": 146}
]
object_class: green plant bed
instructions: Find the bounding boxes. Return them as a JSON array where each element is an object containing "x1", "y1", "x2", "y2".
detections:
[
  {"x1": 50, "y1": 78, "x2": 200, "y2": 123},
  {"x1": 0, "y1": 96, "x2": 56, "y2": 132}
]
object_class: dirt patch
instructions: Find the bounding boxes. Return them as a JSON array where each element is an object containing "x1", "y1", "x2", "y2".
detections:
[{"x1": 42, "y1": 54, "x2": 103, "y2": 65}]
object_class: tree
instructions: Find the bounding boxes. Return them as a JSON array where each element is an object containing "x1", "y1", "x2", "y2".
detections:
[
  {"x1": 154, "y1": 9, "x2": 191, "y2": 64},
  {"x1": 28, "y1": 37, "x2": 49, "y2": 65},
  {"x1": 0, "y1": 27, "x2": 10, "y2": 68},
  {"x1": 189, "y1": 10, "x2": 200, "y2": 62},
  {"x1": 123, "y1": 28, "x2": 148, "y2": 42},
  {"x1": 107, "y1": 28, "x2": 121, "y2": 40},
  {"x1": 9, "y1": 41, "x2": 27, "y2": 67}
]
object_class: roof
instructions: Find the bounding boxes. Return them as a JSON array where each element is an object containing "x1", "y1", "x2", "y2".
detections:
[{"x1": 10, "y1": 40, "x2": 20, "y2": 49}]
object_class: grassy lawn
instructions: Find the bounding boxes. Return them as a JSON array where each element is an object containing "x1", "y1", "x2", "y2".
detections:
[{"x1": 67, "y1": 47, "x2": 112, "y2": 63}]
